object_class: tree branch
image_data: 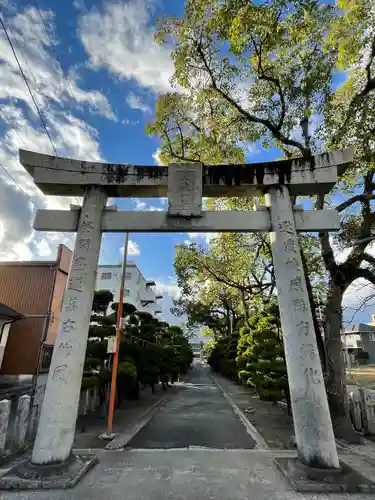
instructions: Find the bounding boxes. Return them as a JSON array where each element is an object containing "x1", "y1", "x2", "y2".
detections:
[
  {"x1": 363, "y1": 252, "x2": 375, "y2": 266},
  {"x1": 336, "y1": 193, "x2": 375, "y2": 213},
  {"x1": 163, "y1": 126, "x2": 201, "y2": 163},
  {"x1": 251, "y1": 35, "x2": 286, "y2": 131},
  {"x1": 353, "y1": 267, "x2": 375, "y2": 286},
  {"x1": 334, "y1": 34, "x2": 375, "y2": 144},
  {"x1": 195, "y1": 42, "x2": 307, "y2": 155}
]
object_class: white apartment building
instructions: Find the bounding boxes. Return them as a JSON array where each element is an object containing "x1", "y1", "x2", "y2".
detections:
[{"x1": 95, "y1": 261, "x2": 163, "y2": 317}]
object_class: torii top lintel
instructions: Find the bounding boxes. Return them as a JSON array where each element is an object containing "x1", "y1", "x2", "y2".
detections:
[{"x1": 19, "y1": 148, "x2": 353, "y2": 198}]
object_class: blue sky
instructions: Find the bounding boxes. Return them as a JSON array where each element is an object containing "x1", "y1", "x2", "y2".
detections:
[{"x1": 0, "y1": 0, "x2": 374, "y2": 327}]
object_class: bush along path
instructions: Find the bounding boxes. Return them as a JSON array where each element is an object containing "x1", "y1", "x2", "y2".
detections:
[{"x1": 82, "y1": 290, "x2": 194, "y2": 411}]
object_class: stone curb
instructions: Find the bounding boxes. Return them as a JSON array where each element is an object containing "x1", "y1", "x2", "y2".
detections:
[
  {"x1": 105, "y1": 394, "x2": 169, "y2": 450},
  {"x1": 210, "y1": 372, "x2": 268, "y2": 450}
]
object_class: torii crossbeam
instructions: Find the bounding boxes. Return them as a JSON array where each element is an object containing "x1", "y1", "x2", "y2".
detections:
[{"x1": 17, "y1": 148, "x2": 352, "y2": 484}]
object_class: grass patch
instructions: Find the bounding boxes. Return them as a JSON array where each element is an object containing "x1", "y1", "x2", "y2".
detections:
[{"x1": 346, "y1": 366, "x2": 375, "y2": 389}]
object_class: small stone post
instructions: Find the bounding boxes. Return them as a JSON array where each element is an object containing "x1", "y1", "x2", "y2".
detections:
[
  {"x1": 31, "y1": 186, "x2": 108, "y2": 465},
  {"x1": 15, "y1": 395, "x2": 31, "y2": 449},
  {"x1": 265, "y1": 186, "x2": 339, "y2": 469},
  {"x1": 0, "y1": 399, "x2": 11, "y2": 455},
  {"x1": 28, "y1": 404, "x2": 39, "y2": 440}
]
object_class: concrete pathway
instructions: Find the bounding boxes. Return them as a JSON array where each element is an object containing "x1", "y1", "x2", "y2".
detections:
[
  {"x1": 2, "y1": 449, "x2": 373, "y2": 500},
  {"x1": 2, "y1": 362, "x2": 375, "y2": 499},
  {"x1": 128, "y1": 362, "x2": 256, "y2": 449}
]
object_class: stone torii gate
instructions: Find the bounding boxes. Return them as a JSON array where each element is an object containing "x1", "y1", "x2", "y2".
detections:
[{"x1": 17, "y1": 149, "x2": 353, "y2": 483}]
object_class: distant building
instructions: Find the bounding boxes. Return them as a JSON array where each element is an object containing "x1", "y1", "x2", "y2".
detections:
[
  {"x1": 0, "y1": 304, "x2": 24, "y2": 371},
  {"x1": 95, "y1": 262, "x2": 162, "y2": 318},
  {"x1": 0, "y1": 245, "x2": 72, "y2": 389},
  {"x1": 341, "y1": 323, "x2": 375, "y2": 365},
  {"x1": 190, "y1": 341, "x2": 204, "y2": 361}
]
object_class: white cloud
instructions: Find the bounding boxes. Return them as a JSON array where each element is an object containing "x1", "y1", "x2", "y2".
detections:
[
  {"x1": 132, "y1": 198, "x2": 163, "y2": 212},
  {"x1": 187, "y1": 233, "x2": 219, "y2": 245},
  {"x1": 78, "y1": 0, "x2": 173, "y2": 93},
  {"x1": 343, "y1": 278, "x2": 375, "y2": 325},
  {"x1": 0, "y1": 6, "x2": 108, "y2": 261},
  {"x1": 0, "y1": 7, "x2": 115, "y2": 120},
  {"x1": 126, "y1": 92, "x2": 151, "y2": 114},
  {"x1": 133, "y1": 199, "x2": 147, "y2": 210},
  {"x1": 153, "y1": 148, "x2": 164, "y2": 166},
  {"x1": 154, "y1": 279, "x2": 181, "y2": 300},
  {"x1": 73, "y1": 0, "x2": 86, "y2": 11},
  {"x1": 121, "y1": 240, "x2": 141, "y2": 257}
]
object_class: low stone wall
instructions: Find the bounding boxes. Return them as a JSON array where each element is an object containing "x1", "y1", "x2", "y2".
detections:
[
  {"x1": 348, "y1": 387, "x2": 375, "y2": 436},
  {"x1": 78, "y1": 384, "x2": 109, "y2": 416},
  {"x1": 0, "y1": 384, "x2": 109, "y2": 460}
]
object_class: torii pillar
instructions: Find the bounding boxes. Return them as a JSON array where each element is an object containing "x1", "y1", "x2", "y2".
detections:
[
  {"x1": 32, "y1": 186, "x2": 108, "y2": 465},
  {"x1": 266, "y1": 186, "x2": 338, "y2": 469},
  {"x1": 6, "y1": 148, "x2": 371, "y2": 493}
]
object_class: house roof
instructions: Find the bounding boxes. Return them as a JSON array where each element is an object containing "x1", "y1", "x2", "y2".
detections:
[
  {"x1": 344, "y1": 323, "x2": 375, "y2": 334},
  {"x1": 0, "y1": 303, "x2": 24, "y2": 320}
]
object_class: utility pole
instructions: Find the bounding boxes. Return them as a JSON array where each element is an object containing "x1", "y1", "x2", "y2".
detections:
[{"x1": 106, "y1": 232, "x2": 130, "y2": 437}]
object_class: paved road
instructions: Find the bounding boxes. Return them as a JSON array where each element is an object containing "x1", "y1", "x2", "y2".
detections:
[
  {"x1": 128, "y1": 362, "x2": 256, "y2": 449},
  {"x1": 3, "y1": 363, "x2": 374, "y2": 500}
]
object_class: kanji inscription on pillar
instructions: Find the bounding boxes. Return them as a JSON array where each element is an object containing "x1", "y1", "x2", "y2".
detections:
[
  {"x1": 168, "y1": 163, "x2": 203, "y2": 217},
  {"x1": 31, "y1": 186, "x2": 108, "y2": 465},
  {"x1": 266, "y1": 186, "x2": 339, "y2": 469}
]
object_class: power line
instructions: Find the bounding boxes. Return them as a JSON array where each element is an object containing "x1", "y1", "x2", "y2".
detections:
[
  {"x1": 0, "y1": 163, "x2": 116, "y2": 270},
  {"x1": 0, "y1": 19, "x2": 120, "y2": 263},
  {"x1": 6, "y1": 21, "x2": 40, "y2": 92},
  {"x1": 0, "y1": 160, "x2": 76, "y2": 245},
  {"x1": 0, "y1": 13, "x2": 82, "y2": 205},
  {"x1": 0, "y1": 16, "x2": 58, "y2": 157},
  {"x1": 0, "y1": 106, "x2": 28, "y2": 148}
]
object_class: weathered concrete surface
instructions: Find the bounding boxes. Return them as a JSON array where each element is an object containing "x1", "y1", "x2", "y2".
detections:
[
  {"x1": 128, "y1": 364, "x2": 256, "y2": 449},
  {"x1": 33, "y1": 208, "x2": 341, "y2": 233},
  {"x1": 212, "y1": 371, "x2": 294, "y2": 449},
  {"x1": 19, "y1": 148, "x2": 353, "y2": 197},
  {"x1": 168, "y1": 163, "x2": 203, "y2": 216},
  {"x1": 1, "y1": 364, "x2": 375, "y2": 498},
  {"x1": 73, "y1": 384, "x2": 171, "y2": 450},
  {"x1": 32, "y1": 186, "x2": 108, "y2": 465},
  {"x1": 1, "y1": 449, "x2": 374, "y2": 500},
  {"x1": 266, "y1": 186, "x2": 339, "y2": 469}
]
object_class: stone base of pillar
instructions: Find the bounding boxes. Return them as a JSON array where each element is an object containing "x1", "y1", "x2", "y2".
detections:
[
  {"x1": 99, "y1": 431, "x2": 117, "y2": 441},
  {"x1": 274, "y1": 456, "x2": 375, "y2": 493},
  {"x1": 0, "y1": 453, "x2": 98, "y2": 490}
]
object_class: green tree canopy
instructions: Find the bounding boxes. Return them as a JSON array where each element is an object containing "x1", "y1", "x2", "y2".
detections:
[{"x1": 151, "y1": 0, "x2": 375, "y2": 438}]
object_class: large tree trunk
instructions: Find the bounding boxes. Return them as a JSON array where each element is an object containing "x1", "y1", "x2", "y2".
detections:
[
  {"x1": 300, "y1": 249, "x2": 326, "y2": 369},
  {"x1": 324, "y1": 282, "x2": 360, "y2": 443}
]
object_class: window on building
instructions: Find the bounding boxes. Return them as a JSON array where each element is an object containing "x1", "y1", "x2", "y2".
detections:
[
  {"x1": 101, "y1": 272, "x2": 112, "y2": 280},
  {"x1": 125, "y1": 272, "x2": 132, "y2": 280},
  {"x1": 125, "y1": 289, "x2": 130, "y2": 297},
  {"x1": 369, "y1": 333, "x2": 375, "y2": 342}
]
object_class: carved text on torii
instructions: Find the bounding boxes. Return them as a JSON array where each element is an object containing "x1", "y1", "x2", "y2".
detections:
[
  {"x1": 68, "y1": 275, "x2": 84, "y2": 292},
  {"x1": 61, "y1": 319, "x2": 76, "y2": 333},
  {"x1": 78, "y1": 238, "x2": 91, "y2": 252},
  {"x1": 65, "y1": 295, "x2": 78, "y2": 313},
  {"x1": 73, "y1": 256, "x2": 87, "y2": 271},
  {"x1": 79, "y1": 214, "x2": 95, "y2": 233}
]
